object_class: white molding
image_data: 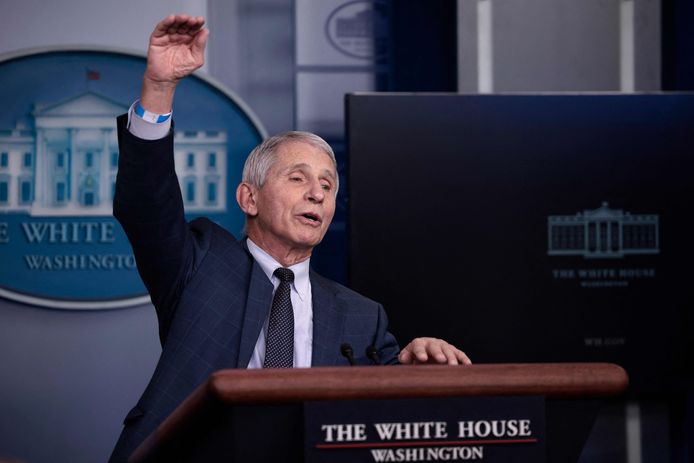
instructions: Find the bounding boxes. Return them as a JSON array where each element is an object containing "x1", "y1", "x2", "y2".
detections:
[
  {"x1": 477, "y1": 0, "x2": 493, "y2": 94},
  {"x1": 626, "y1": 401, "x2": 642, "y2": 463},
  {"x1": 0, "y1": 288, "x2": 151, "y2": 310},
  {"x1": 620, "y1": 0, "x2": 636, "y2": 92}
]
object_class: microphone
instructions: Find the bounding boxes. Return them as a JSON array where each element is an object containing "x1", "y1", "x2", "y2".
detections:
[
  {"x1": 340, "y1": 343, "x2": 356, "y2": 366},
  {"x1": 365, "y1": 345, "x2": 381, "y2": 365}
]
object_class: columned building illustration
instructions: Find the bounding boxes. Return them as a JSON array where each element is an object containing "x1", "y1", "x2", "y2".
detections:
[
  {"x1": 0, "y1": 92, "x2": 228, "y2": 216},
  {"x1": 548, "y1": 202, "x2": 659, "y2": 258},
  {"x1": 174, "y1": 130, "x2": 227, "y2": 213}
]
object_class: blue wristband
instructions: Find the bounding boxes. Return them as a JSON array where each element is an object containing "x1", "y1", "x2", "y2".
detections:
[{"x1": 134, "y1": 102, "x2": 172, "y2": 123}]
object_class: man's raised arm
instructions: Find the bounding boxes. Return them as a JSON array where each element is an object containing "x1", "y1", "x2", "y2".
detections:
[{"x1": 113, "y1": 15, "x2": 209, "y2": 341}]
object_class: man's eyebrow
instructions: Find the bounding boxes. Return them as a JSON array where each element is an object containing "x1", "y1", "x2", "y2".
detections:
[
  {"x1": 283, "y1": 163, "x2": 310, "y2": 173},
  {"x1": 283, "y1": 163, "x2": 336, "y2": 180},
  {"x1": 320, "y1": 168, "x2": 337, "y2": 181}
]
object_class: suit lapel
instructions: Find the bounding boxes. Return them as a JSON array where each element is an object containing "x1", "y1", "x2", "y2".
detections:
[
  {"x1": 237, "y1": 259, "x2": 273, "y2": 368},
  {"x1": 310, "y1": 271, "x2": 344, "y2": 366},
  {"x1": 234, "y1": 243, "x2": 344, "y2": 368}
]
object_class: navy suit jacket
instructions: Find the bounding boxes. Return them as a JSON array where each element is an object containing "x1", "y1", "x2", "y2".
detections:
[{"x1": 109, "y1": 115, "x2": 400, "y2": 462}]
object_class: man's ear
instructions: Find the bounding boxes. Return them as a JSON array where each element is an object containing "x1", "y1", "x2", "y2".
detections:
[{"x1": 236, "y1": 182, "x2": 258, "y2": 216}]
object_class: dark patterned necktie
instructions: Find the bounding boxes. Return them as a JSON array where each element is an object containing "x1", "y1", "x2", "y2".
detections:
[{"x1": 263, "y1": 267, "x2": 295, "y2": 368}]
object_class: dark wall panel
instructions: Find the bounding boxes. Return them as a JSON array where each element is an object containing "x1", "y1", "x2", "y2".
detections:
[{"x1": 347, "y1": 93, "x2": 693, "y2": 395}]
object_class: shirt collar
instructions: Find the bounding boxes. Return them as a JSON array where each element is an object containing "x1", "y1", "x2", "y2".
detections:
[{"x1": 246, "y1": 238, "x2": 311, "y2": 301}]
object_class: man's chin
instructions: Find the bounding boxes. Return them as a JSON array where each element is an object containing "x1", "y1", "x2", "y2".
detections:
[{"x1": 293, "y1": 232, "x2": 326, "y2": 249}]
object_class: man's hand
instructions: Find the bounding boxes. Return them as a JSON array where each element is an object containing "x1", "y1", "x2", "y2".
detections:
[
  {"x1": 141, "y1": 14, "x2": 209, "y2": 114},
  {"x1": 398, "y1": 337, "x2": 471, "y2": 365}
]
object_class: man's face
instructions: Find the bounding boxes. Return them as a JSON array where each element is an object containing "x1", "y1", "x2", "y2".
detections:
[{"x1": 245, "y1": 141, "x2": 337, "y2": 258}]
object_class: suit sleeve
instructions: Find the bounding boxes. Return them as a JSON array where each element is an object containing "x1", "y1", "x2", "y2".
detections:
[
  {"x1": 374, "y1": 304, "x2": 401, "y2": 365},
  {"x1": 113, "y1": 114, "x2": 205, "y2": 344}
]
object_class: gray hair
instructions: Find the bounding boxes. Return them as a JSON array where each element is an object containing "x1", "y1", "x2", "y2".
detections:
[{"x1": 242, "y1": 131, "x2": 339, "y2": 195}]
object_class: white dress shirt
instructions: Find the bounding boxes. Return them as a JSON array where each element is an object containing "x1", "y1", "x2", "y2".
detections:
[
  {"x1": 127, "y1": 102, "x2": 314, "y2": 368},
  {"x1": 245, "y1": 238, "x2": 313, "y2": 368}
]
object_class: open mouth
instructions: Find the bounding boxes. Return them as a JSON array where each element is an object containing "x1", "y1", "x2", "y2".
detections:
[{"x1": 300, "y1": 213, "x2": 321, "y2": 224}]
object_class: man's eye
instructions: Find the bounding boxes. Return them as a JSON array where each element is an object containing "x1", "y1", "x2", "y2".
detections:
[
  {"x1": 290, "y1": 176, "x2": 303, "y2": 182},
  {"x1": 322, "y1": 183, "x2": 332, "y2": 191}
]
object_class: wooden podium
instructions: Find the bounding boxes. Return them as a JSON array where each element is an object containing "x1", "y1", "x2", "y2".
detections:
[{"x1": 129, "y1": 363, "x2": 628, "y2": 463}]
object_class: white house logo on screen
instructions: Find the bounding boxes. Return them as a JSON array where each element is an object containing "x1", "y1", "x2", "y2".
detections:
[
  {"x1": 547, "y1": 202, "x2": 659, "y2": 259},
  {"x1": 0, "y1": 49, "x2": 264, "y2": 310},
  {"x1": 325, "y1": 0, "x2": 389, "y2": 60}
]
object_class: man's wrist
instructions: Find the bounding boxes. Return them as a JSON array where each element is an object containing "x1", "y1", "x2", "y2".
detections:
[
  {"x1": 127, "y1": 100, "x2": 172, "y2": 140},
  {"x1": 134, "y1": 102, "x2": 172, "y2": 124},
  {"x1": 140, "y1": 75, "x2": 176, "y2": 114}
]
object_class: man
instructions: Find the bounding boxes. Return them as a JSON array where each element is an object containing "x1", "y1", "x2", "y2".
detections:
[{"x1": 110, "y1": 14, "x2": 470, "y2": 462}]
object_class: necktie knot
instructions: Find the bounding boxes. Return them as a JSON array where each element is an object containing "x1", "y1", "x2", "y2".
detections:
[{"x1": 274, "y1": 267, "x2": 294, "y2": 283}]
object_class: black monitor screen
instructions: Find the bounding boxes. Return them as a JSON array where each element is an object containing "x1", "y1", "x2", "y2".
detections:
[{"x1": 347, "y1": 93, "x2": 693, "y2": 394}]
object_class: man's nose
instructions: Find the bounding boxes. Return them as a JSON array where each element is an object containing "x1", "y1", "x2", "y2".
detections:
[{"x1": 306, "y1": 181, "x2": 325, "y2": 203}]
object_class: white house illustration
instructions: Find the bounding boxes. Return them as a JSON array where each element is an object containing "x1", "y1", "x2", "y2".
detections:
[
  {"x1": 547, "y1": 202, "x2": 659, "y2": 259},
  {"x1": 337, "y1": 9, "x2": 373, "y2": 39},
  {"x1": 0, "y1": 91, "x2": 227, "y2": 216}
]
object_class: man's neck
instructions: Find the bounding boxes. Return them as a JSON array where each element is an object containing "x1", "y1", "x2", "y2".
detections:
[{"x1": 245, "y1": 234, "x2": 312, "y2": 267}]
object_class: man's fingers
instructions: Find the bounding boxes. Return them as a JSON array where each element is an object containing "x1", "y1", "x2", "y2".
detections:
[
  {"x1": 153, "y1": 14, "x2": 205, "y2": 39},
  {"x1": 171, "y1": 16, "x2": 205, "y2": 36},
  {"x1": 186, "y1": 16, "x2": 206, "y2": 35},
  {"x1": 412, "y1": 337, "x2": 450, "y2": 364},
  {"x1": 173, "y1": 16, "x2": 194, "y2": 34},
  {"x1": 192, "y1": 27, "x2": 210, "y2": 56},
  {"x1": 439, "y1": 344, "x2": 458, "y2": 365},
  {"x1": 412, "y1": 343, "x2": 431, "y2": 362},
  {"x1": 436, "y1": 343, "x2": 472, "y2": 365},
  {"x1": 399, "y1": 338, "x2": 472, "y2": 365},
  {"x1": 428, "y1": 343, "x2": 449, "y2": 363},
  {"x1": 153, "y1": 14, "x2": 183, "y2": 37},
  {"x1": 398, "y1": 342, "x2": 427, "y2": 364},
  {"x1": 456, "y1": 349, "x2": 472, "y2": 365}
]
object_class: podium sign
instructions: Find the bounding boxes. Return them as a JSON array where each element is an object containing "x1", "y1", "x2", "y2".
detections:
[
  {"x1": 305, "y1": 397, "x2": 546, "y2": 462},
  {"x1": 129, "y1": 364, "x2": 626, "y2": 463}
]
